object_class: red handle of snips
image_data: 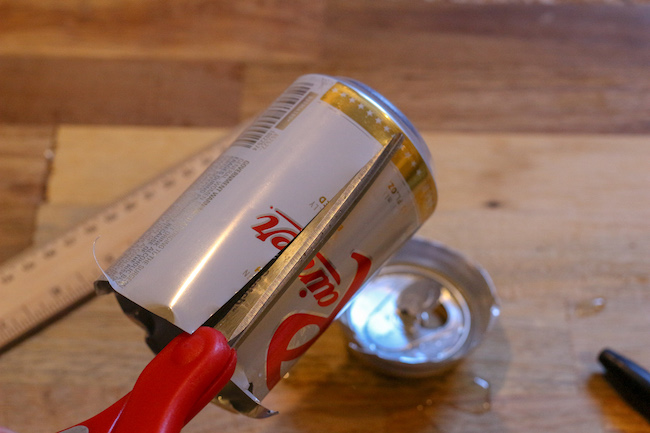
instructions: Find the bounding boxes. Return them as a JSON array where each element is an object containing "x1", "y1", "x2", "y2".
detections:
[{"x1": 56, "y1": 327, "x2": 237, "y2": 433}]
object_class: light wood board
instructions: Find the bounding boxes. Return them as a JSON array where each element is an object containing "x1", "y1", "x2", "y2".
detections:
[{"x1": 0, "y1": 126, "x2": 648, "y2": 432}]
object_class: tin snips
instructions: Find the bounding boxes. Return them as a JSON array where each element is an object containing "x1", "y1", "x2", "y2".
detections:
[{"x1": 56, "y1": 134, "x2": 405, "y2": 433}]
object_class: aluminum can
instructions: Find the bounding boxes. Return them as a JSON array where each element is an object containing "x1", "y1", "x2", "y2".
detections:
[{"x1": 103, "y1": 74, "x2": 438, "y2": 416}]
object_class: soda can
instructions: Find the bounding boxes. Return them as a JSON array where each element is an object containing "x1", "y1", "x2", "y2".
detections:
[
  {"x1": 338, "y1": 237, "x2": 500, "y2": 378},
  {"x1": 101, "y1": 74, "x2": 438, "y2": 417}
]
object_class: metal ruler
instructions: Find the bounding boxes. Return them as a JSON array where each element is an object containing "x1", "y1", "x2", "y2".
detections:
[{"x1": 0, "y1": 129, "x2": 237, "y2": 352}]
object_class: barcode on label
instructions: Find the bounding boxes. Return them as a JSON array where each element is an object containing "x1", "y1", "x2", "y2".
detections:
[{"x1": 233, "y1": 82, "x2": 314, "y2": 148}]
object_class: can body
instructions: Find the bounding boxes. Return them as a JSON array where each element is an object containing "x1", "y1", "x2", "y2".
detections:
[{"x1": 105, "y1": 74, "x2": 438, "y2": 411}]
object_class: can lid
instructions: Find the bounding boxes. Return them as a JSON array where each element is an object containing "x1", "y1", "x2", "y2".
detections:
[{"x1": 338, "y1": 238, "x2": 499, "y2": 377}]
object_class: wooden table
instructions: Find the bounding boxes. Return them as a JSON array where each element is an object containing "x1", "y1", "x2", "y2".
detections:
[{"x1": 1, "y1": 2, "x2": 649, "y2": 432}]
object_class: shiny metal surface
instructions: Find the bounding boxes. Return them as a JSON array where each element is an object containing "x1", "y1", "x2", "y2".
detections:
[
  {"x1": 214, "y1": 133, "x2": 405, "y2": 349},
  {"x1": 339, "y1": 238, "x2": 500, "y2": 377}
]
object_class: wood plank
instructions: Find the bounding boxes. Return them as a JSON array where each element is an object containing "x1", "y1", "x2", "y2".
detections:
[
  {"x1": 0, "y1": 57, "x2": 242, "y2": 126},
  {"x1": 0, "y1": 127, "x2": 647, "y2": 432},
  {"x1": 421, "y1": 135, "x2": 650, "y2": 311},
  {"x1": 0, "y1": 125, "x2": 53, "y2": 263},
  {"x1": 2, "y1": 4, "x2": 649, "y2": 132},
  {"x1": 0, "y1": 0, "x2": 323, "y2": 62},
  {"x1": 34, "y1": 126, "x2": 230, "y2": 244},
  {"x1": 243, "y1": 4, "x2": 650, "y2": 133},
  {"x1": 48, "y1": 126, "x2": 229, "y2": 205}
]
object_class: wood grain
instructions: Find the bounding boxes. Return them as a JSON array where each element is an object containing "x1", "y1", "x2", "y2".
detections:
[
  {"x1": 0, "y1": 1, "x2": 649, "y2": 432},
  {"x1": 34, "y1": 126, "x2": 230, "y2": 244},
  {"x1": 0, "y1": 126, "x2": 53, "y2": 263},
  {"x1": 1, "y1": 127, "x2": 648, "y2": 432},
  {"x1": 0, "y1": 4, "x2": 649, "y2": 132},
  {"x1": 0, "y1": 0, "x2": 323, "y2": 62},
  {"x1": 245, "y1": 5, "x2": 650, "y2": 133},
  {"x1": 0, "y1": 57, "x2": 242, "y2": 126}
]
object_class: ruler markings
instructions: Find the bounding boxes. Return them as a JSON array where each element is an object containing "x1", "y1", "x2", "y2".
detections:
[{"x1": 0, "y1": 130, "x2": 236, "y2": 351}]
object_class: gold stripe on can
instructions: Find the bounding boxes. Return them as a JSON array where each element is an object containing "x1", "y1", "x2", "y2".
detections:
[{"x1": 321, "y1": 82, "x2": 437, "y2": 222}]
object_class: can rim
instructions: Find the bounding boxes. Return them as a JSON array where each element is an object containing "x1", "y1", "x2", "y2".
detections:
[
  {"x1": 336, "y1": 77, "x2": 435, "y2": 176},
  {"x1": 339, "y1": 237, "x2": 500, "y2": 378}
]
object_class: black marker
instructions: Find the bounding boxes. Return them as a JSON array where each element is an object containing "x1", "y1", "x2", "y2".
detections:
[{"x1": 598, "y1": 348, "x2": 650, "y2": 422}]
